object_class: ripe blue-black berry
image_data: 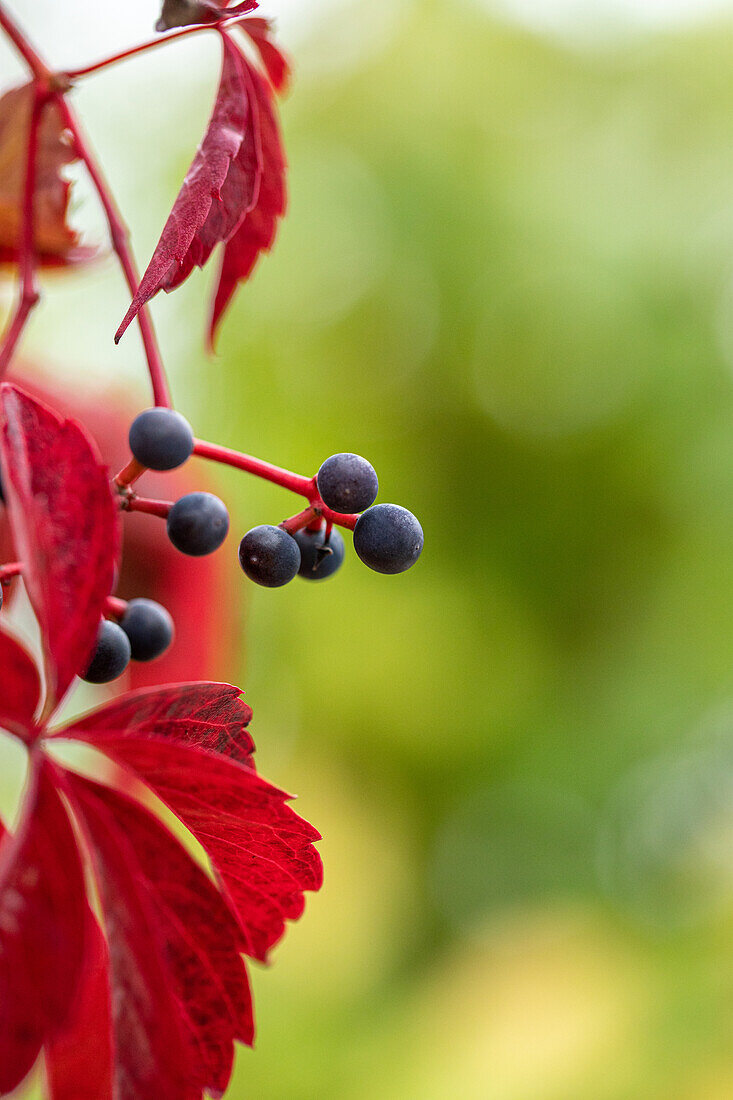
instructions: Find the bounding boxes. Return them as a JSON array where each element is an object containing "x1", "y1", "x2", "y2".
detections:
[
  {"x1": 167, "y1": 492, "x2": 229, "y2": 556},
  {"x1": 292, "y1": 526, "x2": 345, "y2": 581},
  {"x1": 120, "y1": 598, "x2": 174, "y2": 661},
  {"x1": 353, "y1": 503, "x2": 424, "y2": 574},
  {"x1": 316, "y1": 453, "x2": 378, "y2": 514},
  {"x1": 129, "y1": 407, "x2": 194, "y2": 471},
  {"x1": 82, "y1": 620, "x2": 131, "y2": 684},
  {"x1": 238, "y1": 525, "x2": 301, "y2": 587}
]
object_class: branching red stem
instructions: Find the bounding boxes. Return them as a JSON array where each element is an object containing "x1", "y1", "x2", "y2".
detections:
[
  {"x1": 0, "y1": 86, "x2": 46, "y2": 377},
  {"x1": 52, "y1": 93, "x2": 173, "y2": 408}
]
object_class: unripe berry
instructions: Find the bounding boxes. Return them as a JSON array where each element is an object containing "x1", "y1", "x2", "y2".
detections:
[
  {"x1": 82, "y1": 620, "x2": 131, "y2": 684},
  {"x1": 292, "y1": 526, "x2": 345, "y2": 581},
  {"x1": 120, "y1": 598, "x2": 174, "y2": 661},
  {"x1": 316, "y1": 453, "x2": 378, "y2": 514},
  {"x1": 167, "y1": 492, "x2": 229, "y2": 556},
  {"x1": 238, "y1": 525, "x2": 301, "y2": 587},
  {"x1": 129, "y1": 407, "x2": 194, "y2": 471},
  {"x1": 353, "y1": 503, "x2": 423, "y2": 574}
]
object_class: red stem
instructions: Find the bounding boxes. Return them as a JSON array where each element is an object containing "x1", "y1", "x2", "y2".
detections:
[
  {"x1": 65, "y1": 21, "x2": 232, "y2": 81},
  {"x1": 0, "y1": 87, "x2": 46, "y2": 377},
  {"x1": 52, "y1": 93, "x2": 173, "y2": 408},
  {"x1": 105, "y1": 596, "x2": 128, "y2": 620},
  {"x1": 0, "y1": 2, "x2": 51, "y2": 80},
  {"x1": 114, "y1": 458, "x2": 147, "y2": 490},
  {"x1": 193, "y1": 438, "x2": 315, "y2": 496},
  {"x1": 0, "y1": 561, "x2": 23, "y2": 582},
  {"x1": 280, "y1": 505, "x2": 321, "y2": 534},
  {"x1": 126, "y1": 496, "x2": 172, "y2": 518}
]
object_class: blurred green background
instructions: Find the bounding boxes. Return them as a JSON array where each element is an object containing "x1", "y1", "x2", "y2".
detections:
[{"x1": 11, "y1": 0, "x2": 733, "y2": 1096}]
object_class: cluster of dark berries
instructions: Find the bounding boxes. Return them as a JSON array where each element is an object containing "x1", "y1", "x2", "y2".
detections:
[
  {"x1": 82, "y1": 411, "x2": 423, "y2": 680},
  {"x1": 240, "y1": 453, "x2": 423, "y2": 588},
  {"x1": 82, "y1": 598, "x2": 174, "y2": 684}
]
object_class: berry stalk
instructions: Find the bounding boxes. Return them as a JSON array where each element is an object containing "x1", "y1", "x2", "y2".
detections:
[
  {"x1": 193, "y1": 438, "x2": 314, "y2": 496},
  {"x1": 124, "y1": 495, "x2": 172, "y2": 518}
]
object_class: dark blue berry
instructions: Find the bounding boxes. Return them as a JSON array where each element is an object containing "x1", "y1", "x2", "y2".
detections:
[
  {"x1": 82, "y1": 620, "x2": 131, "y2": 684},
  {"x1": 353, "y1": 503, "x2": 423, "y2": 574},
  {"x1": 167, "y1": 492, "x2": 229, "y2": 556},
  {"x1": 129, "y1": 407, "x2": 194, "y2": 471},
  {"x1": 121, "y1": 598, "x2": 174, "y2": 661},
  {"x1": 238, "y1": 525, "x2": 301, "y2": 587},
  {"x1": 0, "y1": 467, "x2": 5, "y2": 503},
  {"x1": 293, "y1": 526, "x2": 345, "y2": 581},
  {"x1": 316, "y1": 453, "x2": 378, "y2": 514}
]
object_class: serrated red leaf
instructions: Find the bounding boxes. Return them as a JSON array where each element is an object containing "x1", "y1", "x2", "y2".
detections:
[
  {"x1": 61, "y1": 772, "x2": 196, "y2": 1100},
  {"x1": 115, "y1": 36, "x2": 256, "y2": 343},
  {"x1": 64, "y1": 681, "x2": 255, "y2": 765},
  {"x1": 45, "y1": 908, "x2": 113, "y2": 1100},
  {"x1": 209, "y1": 57, "x2": 286, "y2": 345},
  {"x1": 0, "y1": 757, "x2": 86, "y2": 1096},
  {"x1": 0, "y1": 384, "x2": 120, "y2": 713},
  {"x1": 241, "y1": 18, "x2": 291, "y2": 93},
  {"x1": 0, "y1": 85, "x2": 94, "y2": 267},
  {"x1": 66, "y1": 732, "x2": 322, "y2": 961},
  {"x1": 66, "y1": 771, "x2": 253, "y2": 1099},
  {"x1": 0, "y1": 627, "x2": 40, "y2": 739}
]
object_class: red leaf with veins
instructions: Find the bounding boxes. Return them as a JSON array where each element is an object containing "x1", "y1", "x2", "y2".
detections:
[
  {"x1": 62, "y1": 772, "x2": 196, "y2": 1100},
  {"x1": 66, "y1": 681, "x2": 255, "y2": 765},
  {"x1": 0, "y1": 383, "x2": 120, "y2": 712},
  {"x1": 67, "y1": 773, "x2": 254, "y2": 1097},
  {"x1": 66, "y1": 730, "x2": 322, "y2": 961},
  {"x1": 0, "y1": 628, "x2": 40, "y2": 739},
  {"x1": 0, "y1": 757, "x2": 86, "y2": 1096},
  {"x1": 45, "y1": 909, "x2": 113, "y2": 1100},
  {"x1": 115, "y1": 36, "x2": 255, "y2": 343},
  {"x1": 241, "y1": 18, "x2": 291, "y2": 93},
  {"x1": 209, "y1": 57, "x2": 286, "y2": 345}
]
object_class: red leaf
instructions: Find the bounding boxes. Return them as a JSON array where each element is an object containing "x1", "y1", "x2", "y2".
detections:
[
  {"x1": 61, "y1": 773, "x2": 195, "y2": 1100},
  {"x1": 62, "y1": 681, "x2": 255, "y2": 765},
  {"x1": 66, "y1": 772, "x2": 253, "y2": 1098},
  {"x1": 45, "y1": 909, "x2": 113, "y2": 1100},
  {"x1": 209, "y1": 57, "x2": 286, "y2": 345},
  {"x1": 0, "y1": 86, "x2": 94, "y2": 265},
  {"x1": 0, "y1": 757, "x2": 86, "y2": 1095},
  {"x1": 0, "y1": 627, "x2": 40, "y2": 739},
  {"x1": 115, "y1": 36, "x2": 256, "y2": 343},
  {"x1": 0, "y1": 384, "x2": 120, "y2": 713},
  {"x1": 241, "y1": 18, "x2": 291, "y2": 93},
  {"x1": 67, "y1": 733, "x2": 322, "y2": 961}
]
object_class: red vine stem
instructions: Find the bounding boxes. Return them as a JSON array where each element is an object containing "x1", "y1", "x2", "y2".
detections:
[
  {"x1": 0, "y1": 85, "x2": 45, "y2": 377},
  {"x1": 64, "y1": 20, "x2": 236, "y2": 81},
  {"x1": 0, "y1": 2, "x2": 51, "y2": 81},
  {"x1": 52, "y1": 93, "x2": 173, "y2": 409},
  {"x1": 114, "y1": 458, "x2": 147, "y2": 490},
  {"x1": 193, "y1": 439, "x2": 360, "y2": 529}
]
